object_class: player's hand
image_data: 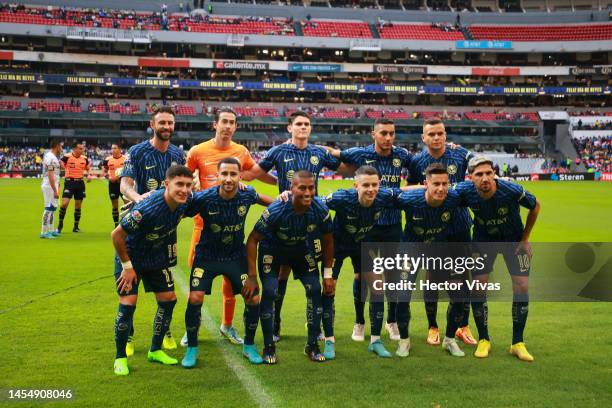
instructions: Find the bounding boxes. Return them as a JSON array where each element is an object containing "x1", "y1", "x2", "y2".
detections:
[
  {"x1": 277, "y1": 190, "x2": 291, "y2": 202},
  {"x1": 86, "y1": 175, "x2": 92, "y2": 183},
  {"x1": 192, "y1": 169, "x2": 201, "y2": 191},
  {"x1": 515, "y1": 240, "x2": 532, "y2": 259},
  {"x1": 53, "y1": 191, "x2": 59, "y2": 199},
  {"x1": 238, "y1": 182, "x2": 248, "y2": 191},
  {"x1": 134, "y1": 191, "x2": 154, "y2": 203},
  {"x1": 116, "y1": 268, "x2": 138, "y2": 294},
  {"x1": 242, "y1": 276, "x2": 259, "y2": 300},
  {"x1": 323, "y1": 278, "x2": 335, "y2": 295}
]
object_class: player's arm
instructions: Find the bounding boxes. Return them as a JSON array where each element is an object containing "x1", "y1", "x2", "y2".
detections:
[
  {"x1": 111, "y1": 225, "x2": 138, "y2": 294},
  {"x1": 518, "y1": 199, "x2": 541, "y2": 258},
  {"x1": 243, "y1": 230, "x2": 263, "y2": 299},
  {"x1": 102, "y1": 160, "x2": 109, "y2": 180},
  {"x1": 321, "y1": 231, "x2": 335, "y2": 295},
  {"x1": 257, "y1": 194, "x2": 276, "y2": 206},
  {"x1": 120, "y1": 176, "x2": 144, "y2": 203},
  {"x1": 242, "y1": 164, "x2": 277, "y2": 185},
  {"x1": 47, "y1": 167, "x2": 59, "y2": 198},
  {"x1": 85, "y1": 158, "x2": 92, "y2": 182}
]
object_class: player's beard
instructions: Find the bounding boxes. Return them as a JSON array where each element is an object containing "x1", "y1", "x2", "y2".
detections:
[{"x1": 154, "y1": 129, "x2": 173, "y2": 141}]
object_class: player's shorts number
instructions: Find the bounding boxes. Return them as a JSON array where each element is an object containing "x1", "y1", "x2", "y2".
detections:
[
  {"x1": 313, "y1": 239, "x2": 322, "y2": 253},
  {"x1": 162, "y1": 269, "x2": 172, "y2": 284},
  {"x1": 167, "y1": 244, "x2": 177, "y2": 260}
]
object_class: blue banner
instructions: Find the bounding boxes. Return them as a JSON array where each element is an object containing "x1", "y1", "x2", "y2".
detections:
[
  {"x1": 456, "y1": 40, "x2": 513, "y2": 50},
  {"x1": 288, "y1": 63, "x2": 342, "y2": 72},
  {"x1": 0, "y1": 72, "x2": 607, "y2": 95}
]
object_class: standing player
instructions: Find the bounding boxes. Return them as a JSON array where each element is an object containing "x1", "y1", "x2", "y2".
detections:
[
  {"x1": 183, "y1": 108, "x2": 277, "y2": 347},
  {"x1": 120, "y1": 105, "x2": 185, "y2": 352},
  {"x1": 328, "y1": 118, "x2": 412, "y2": 341},
  {"x1": 456, "y1": 157, "x2": 540, "y2": 362},
  {"x1": 112, "y1": 165, "x2": 194, "y2": 376},
  {"x1": 102, "y1": 143, "x2": 126, "y2": 227},
  {"x1": 181, "y1": 158, "x2": 275, "y2": 367},
  {"x1": 245, "y1": 111, "x2": 340, "y2": 342},
  {"x1": 40, "y1": 139, "x2": 63, "y2": 238},
  {"x1": 323, "y1": 165, "x2": 402, "y2": 358},
  {"x1": 407, "y1": 118, "x2": 477, "y2": 346},
  {"x1": 57, "y1": 142, "x2": 91, "y2": 233},
  {"x1": 394, "y1": 163, "x2": 470, "y2": 358},
  {"x1": 246, "y1": 171, "x2": 334, "y2": 363}
]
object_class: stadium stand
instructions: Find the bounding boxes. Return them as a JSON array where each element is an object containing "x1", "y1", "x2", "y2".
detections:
[
  {"x1": 469, "y1": 24, "x2": 612, "y2": 41},
  {"x1": 378, "y1": 23, "x2": 465, "y2": 40}
]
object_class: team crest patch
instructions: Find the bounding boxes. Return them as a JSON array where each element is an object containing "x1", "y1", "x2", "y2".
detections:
[
  {"x1": 146, "y1": 178, "x2": 158, "y2": 191},
  {"x1": 374, "y1": 212, "x2": 381, "y2": 220},
  {"x1": 392, "y1": 158, "x2": 401, "y2": 168},
  {"x1": 131, "y1": 210, "x2": 142, "y2": 222},
  {"x1": 193, "y1": 268, "x2": 205, "y2": 278},
  {"x1": 310, "y1": 156, "x2": 319, "y2": 165},
  {"x1": 498, "y1": 207, "x2": 509, "y2": 216},
  {"x1": 447, "y1": 164, "x2": 457, "y2": 175},
  {"x1": 237, "y1": 206, "x2": 247, "y2": 217},
  {"x1": 192, "y1": 278, "x2": 200, "y2": 287},
  {"x1": 263, "y1": 265, "x2": 271, "y2": 273},
  {"x1": 307, "y1": 224, "x2": 316, "y2": 233},
  {"x1": 441, "y1": 211, "x2": 451, "y2": 222},
  {"x1": 210, "y1": 224, "x2": 222, "y2": 233}
]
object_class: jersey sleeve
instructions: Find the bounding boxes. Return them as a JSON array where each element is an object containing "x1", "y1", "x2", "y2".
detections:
[
  {"x1": 186, "y1": 147, "x2": 198, "y2": 172},
  {"x1": 321, "y1": 148, "x2": 340, "y2": 170},
  {"x1": 254, "y1": 202, "x2": 280, "y2": 235},
  {"x1": 60, "y1": 155, "x2": 68, "y2": 165},
  {"x1": 462, "y1": 147, "x2": 475, "y2": 163},
  {"x1": 102, "y1": 159, "x2": 109, "y2": 170},
  {"x1": 258, "y1": 146, "x2": 278, "y2": 172},
  {"x1": 378, "y1": 188, "x2": 401, "y2": 208},
  {"x1": 246, "y1": 186, "x2": 260, "y2": 205},
  {"x1": 399, "y1": 148, "x2": 413, "y2": 169},
  {"x1": 120, "y1": 204, "x2": 151, "y2": 234},
  {"x1": 241, "y1": 148, "x2": 256, "y2": 171},
  {"x1": 406, "y1": 157, "x2": 421, "y2": 185},
  {"x1": 121, "y1": 147, "x2": 137, "y2": 179},
  {"x1": 512, "y1": 184, "x2": 537, "y2": 210},
  {"x1": 322, "y1": 189, "x2": 346, "y2": 211},
  {"x1": 393, "y1": 191, "x2": 411, "y2": 210},
  {"x1": 184, "y1": 191, "x2": 207, "y2": 218},
  {"x1": 339, "y1": 147, "x2": 362, "y2": 166},
  {"x1": 318, "y1": 202, "x2": 333, "y2": 234}
]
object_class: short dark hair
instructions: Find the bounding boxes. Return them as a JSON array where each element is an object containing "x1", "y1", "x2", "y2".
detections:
[
  {"x1": 423, "y1": 118, "x2": 443, "y2": 129},
  {"x1": 425, "y1": 163, "x2": 448, "y2": 178},
  {"x1": 355, "y1": 165, "x2": 380, "y2": 179},
  {"x1": 215, "y1": 107, "x2": 237, "y2": 122},
  {"x1": 165, "y1": 164, "x2": 193, "y2": 180},
  {"x1": 50, "y1": 139, "x2": 62, "y2": 149},
  {"x1": 293, "y1": 170, "x2": 315, "y2": 181},
  {"x1": 374, "y1": 118, "x2": 395, "y2": 127},
  {"x1": 217, "y1": 156, "x2": 241, "y2": 171},
  {"x1": 151, "y1": 105, "x2": 176, "y2": 119},
  {"x1": 288, "y1": 110, "x2": 311, "y2": 125},
  {"x1": 73, "y1": 141, "x2": 82, "y2": 148}
]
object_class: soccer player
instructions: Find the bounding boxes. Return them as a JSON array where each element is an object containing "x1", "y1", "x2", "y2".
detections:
[
  {"x1": 183, "y1": 107, "x2": 277, "y2": 346},
  {"x1": 328, "y1": 118, "x2": 412, "y2": 341},
  {"x1": 112, "y1": 165, "x2": 194, "y2": 376},
  {"x1": 40, "y1": 139, "x2": 63, "y2": 239},
  {"x1": 102, "y1": 143, "x2": 126, "y2": 227},
  {"x1": 57, "y1": 141, "x2": 91, "y2": 233},
  {"x1": 181, "y1": 157, "x2": 275, "y2": 367},
  {"x1": 455, "y1": 156, "x2": 541, "y2": 362},
  {"x1": 246, "y1": 111, "x2": 340, "y2": 342},
  {"x1": 394, "y1": 163, "x2": 470, "y2": 357},
  {"x1": 407, "y1": 118, "x2": 477, "y2": 346},
  {"x1": 323, "y1": 165, "x2": 401, "y2": 358},
  {"x1": 120, "y1": 105, "x2": 185, "y2": 353},
  {"x1": 246, "y1": 170, "x2": 334, "y2": 363}
]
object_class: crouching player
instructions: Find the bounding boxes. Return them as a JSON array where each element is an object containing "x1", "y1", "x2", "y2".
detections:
[
  {"x1": 181, "y1": 158, "x2": 275, "y2": 367},
  {"x1": 323, "y1": 165, "x2": 402, "y2": 358},
  {"x1": 112, "y1": 165, "x2": 194, "y2": 376},
  {"x1": 246, "y1": 170, "x2": 334, "y2": 364},
  {"x1": 456, "y1": 156, "x2": 540, "y2": 361}
]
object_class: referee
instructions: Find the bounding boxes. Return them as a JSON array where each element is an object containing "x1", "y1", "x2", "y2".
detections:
[{"x1": 58, "y1": 141, "x2": 91, "y2": 233}]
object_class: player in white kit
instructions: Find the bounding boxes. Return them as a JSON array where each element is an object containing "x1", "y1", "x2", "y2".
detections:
[{"x1": 40, "y1": 139, "x2": 63, "y2": 239}]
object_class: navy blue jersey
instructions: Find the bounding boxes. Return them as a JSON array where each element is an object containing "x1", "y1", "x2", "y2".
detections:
[
  {"x1": 258, "y1": 143, "x2": 340, "y2": 193},
  {"x1": 323, "y1": 188, "x2": 398, "y2": 252},
  {"x1": 255, "y1": 197, "x2": 332, "y2": 252},
  {"x1": 122, "y1": 140, "x2": 185, "y2": 194},
  {"x1": 186, "y1": 186, "x2": 259, "y2": 262},
  {"x1": 395, "y1": 189, "x2": 464, "y2": 242},
  {"x1": 120, "y1": 189, "x2": 191, "y2": 270},
  {"x1": 339, "y1": 144, "x2": 412, "y2": 226},
  {"x1": 455, "y1": 180, "x2": 537, "y2": 242},
  {"x1": 407, "y1": 146, "x2": 474, "y2": 235}
]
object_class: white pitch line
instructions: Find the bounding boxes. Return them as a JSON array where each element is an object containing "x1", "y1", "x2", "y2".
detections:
[{"x1": 173, "y1": 268, "x2": 276, "y2": 408}]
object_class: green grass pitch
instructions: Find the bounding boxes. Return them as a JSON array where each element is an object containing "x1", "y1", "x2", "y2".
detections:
[{"x1": 1, "y1": 179, "x2": 611, "y2": 407}]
